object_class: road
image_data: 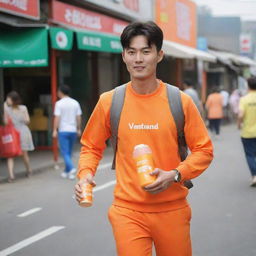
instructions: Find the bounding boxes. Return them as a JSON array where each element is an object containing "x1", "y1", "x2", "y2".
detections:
[{"x1": 0, "y1": 125, "x2": 255, "y2": 256}]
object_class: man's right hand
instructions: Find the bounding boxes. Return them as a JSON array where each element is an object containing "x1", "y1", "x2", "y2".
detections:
[{"x1": 75, "y1": 173, "x2": 96, "y2": 204}]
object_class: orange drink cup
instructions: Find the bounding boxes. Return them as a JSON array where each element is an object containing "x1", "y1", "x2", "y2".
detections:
[
  {"x1": 133, "y1": 144, "x2": 156, "y2": 187},
  {"x1": 79, "y1": 183, "x2": 93, "y2": 207}
]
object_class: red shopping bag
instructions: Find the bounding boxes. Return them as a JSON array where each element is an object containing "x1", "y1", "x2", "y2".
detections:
[{"x1": 0, "y1": 119, "x2": 22, "y2": 158}]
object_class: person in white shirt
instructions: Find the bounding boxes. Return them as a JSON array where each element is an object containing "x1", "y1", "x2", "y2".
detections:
[
  {"x1": 220, "y1": 88, "x2": 230, "y2": 122},
  {"x1": 53, "y1": 85, "x2": 82, "y2": 179},
  {"x1": 220, "y1": 89, "x2": 229, "y2": 107}
]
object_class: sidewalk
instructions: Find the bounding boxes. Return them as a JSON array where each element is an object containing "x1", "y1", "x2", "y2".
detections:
[{"x1": 0, "y1": 143, "x2": 114, "y2": 183}]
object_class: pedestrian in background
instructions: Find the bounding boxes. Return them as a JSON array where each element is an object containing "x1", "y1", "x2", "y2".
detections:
[
  {"x1": 75, "y1": 21, "x2": 213, "y2": 256},
  {"x1": 220, "y1": 87, "x2": 229, "y2": 108},
  {"x1": 53, "y1": 85, "x2": 82, "y2": 180},
  {"x1": 183, "y1": 80, "x2": 203, "y2": 115},
  {"x1": 220, "y1": 87, "x2": 230, "y2": 122},
  {"x1": 4, "y1": 91, "x2": 34, "y2": 182},
  {"x1": 238, "y1": 76, "x2": 256, "y2": 187},
  {"x1": 229, "y1": 89, "x2": 241, "y2": 120},
  {"x1": 205, "y1": 86, "x2": 224, "y2": 139}
]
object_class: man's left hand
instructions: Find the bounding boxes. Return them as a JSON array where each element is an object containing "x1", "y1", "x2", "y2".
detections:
[{"x1": 144, "y1": 169, "x2": 176, "y2": 194}]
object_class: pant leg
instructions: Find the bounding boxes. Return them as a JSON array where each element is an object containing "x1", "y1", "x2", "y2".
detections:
[
  {"x1": 151, "y1": 206, "x2": 192, "y2": 256},
  {"x1": 212, "y1": 119, "x2": 218, "y2": 134},
  {"x1": 241, "y1": 138, "x2": 256, "y2": 176},
  {"x1": 58, "y1": 132, "x2": 68, "y2": 172},
  {"x1": 58, "y1": 132, "x2": 74, "y2": 173},
  {"x1": 67, "y1": 132, "x2": 77, "y2": 172},
  {"x1": 215, "y1": 119, "x2": 221, "y2": 135},
  {"x1": 208, "y1": 119, "x2": 214, "y2": 132},
  {"x1": 108, "y1": 205, "x2": 153, "y2": 256}
]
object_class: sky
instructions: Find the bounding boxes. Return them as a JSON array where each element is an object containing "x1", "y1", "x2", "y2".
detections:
[{"x1": 193, "y1": 0, "x2": 256, "y2": 20}]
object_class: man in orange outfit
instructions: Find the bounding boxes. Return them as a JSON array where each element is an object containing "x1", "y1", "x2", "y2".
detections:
[{"x1": 75, "y1": 21, "x2": 213, "y2": 256}]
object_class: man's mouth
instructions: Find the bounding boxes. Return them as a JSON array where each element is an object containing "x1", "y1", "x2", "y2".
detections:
[{"x1": 134, "y1": 66, "x2": 145, "y2": 71}]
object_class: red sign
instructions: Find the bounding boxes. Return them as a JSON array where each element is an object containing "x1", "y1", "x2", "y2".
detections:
[
  {"x1": 0, "y1": 0, "x2": 40, "y2": 20},
  {"x1": 51, "y1": 0, "x2": 128, "y2": 36},
  {"x1": 240, "y1": 34, "x2": 251, "y2": 53}
]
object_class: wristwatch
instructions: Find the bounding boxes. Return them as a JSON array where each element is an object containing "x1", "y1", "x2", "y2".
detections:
[{"x1": 173, "y1": 170, "x2": 181, "y2": 183}]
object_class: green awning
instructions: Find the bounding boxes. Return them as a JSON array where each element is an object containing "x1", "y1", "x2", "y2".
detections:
[
  {"x1": 49, "y1": 27, "x2": 73, "y2": 51},
  {"x1": 0, "y1": 28, "x2": 48, "y2": 68},
  {"x1": 76, "y1": 31, "x2": 122, "y2": 53}
]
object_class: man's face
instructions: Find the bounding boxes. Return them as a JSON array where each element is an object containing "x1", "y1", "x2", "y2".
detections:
[{"x1": 122, "y1": 35, "x2": 163, "y2": 80}]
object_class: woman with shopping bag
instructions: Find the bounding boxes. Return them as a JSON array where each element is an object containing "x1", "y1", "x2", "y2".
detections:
[
  {"x1": 3, "y1": 91, "x2": 34, "y2": 182},
  {"x1": 0, "y1": 117, "x2": 22, "y2": 157}
]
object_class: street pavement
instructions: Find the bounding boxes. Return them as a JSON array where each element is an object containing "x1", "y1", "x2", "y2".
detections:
[{"x1": 0, "y1": 124, "x2": 255, "y2": 256}]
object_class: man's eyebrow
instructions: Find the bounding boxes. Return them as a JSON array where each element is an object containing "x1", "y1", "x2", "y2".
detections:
[{"x1": 126, "y1": 46, "x2": 152, "y2": 50}]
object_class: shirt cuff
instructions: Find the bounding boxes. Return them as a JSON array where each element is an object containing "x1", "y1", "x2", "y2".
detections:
[{"x1": 77, "y1": 169, "x2": 94, "y2": 180}]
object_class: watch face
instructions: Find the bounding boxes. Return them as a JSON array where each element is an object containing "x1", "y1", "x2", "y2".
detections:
[{"x1": 175, "y1": 171, "x2": 181, "y2": 182}]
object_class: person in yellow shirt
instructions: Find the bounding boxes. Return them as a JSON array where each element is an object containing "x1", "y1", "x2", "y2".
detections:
[
  {"x1": 238, "y1": 76, "x2": 256, "y2": 187},
  {"x1": 75, "y1": 21, "x2": 213, "y2": 256}
]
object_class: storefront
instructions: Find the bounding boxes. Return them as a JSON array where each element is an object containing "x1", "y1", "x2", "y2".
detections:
[
  {"x1": 155, "y1": 0, "x2": 216, "y2": 103},
  {"x1": 49, "y1": 0, "x2": 129, "y2": 115},
  {"x1": 0, "y1": 0, "x2": 53, "y2": 149}
]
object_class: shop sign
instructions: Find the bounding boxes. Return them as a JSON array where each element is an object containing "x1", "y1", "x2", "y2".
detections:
[
  {"x1": 0, "y1": 0, "x2": 40, "y2": 20},
  {"x1": 0, "y1": 28, "x2": 48, "y2": 68},
  {"x1": 123, "y1": 0, "x2": 139, "y2": 12},
  {"x1": 112, "y1": 0, "x2": 139, "y2": 12},
  {"x1": 76, "y1": 31, "x2": 122, "y2": 53},
  {"x1": 240, "y1": 34, "x2": 251, "y2": 54},
  {"x1": 50, "y1": 27, "x2": 74, "y2": 51},
  {"x1": 51, "y1": 0, "x2": 128, "y2": 36},
  {"x1": 83, "y1": 0, "x2": 153, "y2": 20},
  {"x1": 155, "y1": 0, "x2": 196, "y2": 48}
]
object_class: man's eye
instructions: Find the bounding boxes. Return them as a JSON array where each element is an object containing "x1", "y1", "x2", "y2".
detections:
[
  {"x1": 128, "y1": 51, "x2": 135, "y2": 55},
  {"x1": 143, "y1": 50, "x2": 150, "y2": 54}
]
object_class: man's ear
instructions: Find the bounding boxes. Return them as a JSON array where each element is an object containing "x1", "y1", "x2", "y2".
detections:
[{"x1": 157, "y1": 50, "x2": 164, "y2": 63}]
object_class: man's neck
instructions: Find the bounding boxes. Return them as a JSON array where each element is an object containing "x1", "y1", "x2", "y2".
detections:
[{"x1": 130, "y1": 77, "x2": 159, "y2": 95}]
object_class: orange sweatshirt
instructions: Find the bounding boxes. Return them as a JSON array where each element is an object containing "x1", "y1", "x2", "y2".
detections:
[
  {"x1": 206, "y1": 93, "x2": 224, "y2": 119},
  {"x1": 78, "y1": 81, "x2": 213, "y2": 212}
]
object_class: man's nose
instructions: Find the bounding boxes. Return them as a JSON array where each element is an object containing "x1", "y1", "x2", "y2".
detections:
[{"x1": 135, "y1": 52, "x2": 143, "y2": 62}]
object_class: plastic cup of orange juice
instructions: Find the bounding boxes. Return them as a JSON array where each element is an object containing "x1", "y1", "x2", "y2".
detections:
[
  {"x1": 79, "y1": 183, "x2": 93, "y2": 207},
  {"x1": 133, "y1": 144, "x2": 156, "y2": 187}
]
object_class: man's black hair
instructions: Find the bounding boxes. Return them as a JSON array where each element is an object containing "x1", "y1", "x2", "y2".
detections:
[
  {"x1": 211, "y1": 86, "x2": 220, "y2": 93},
  {"x1": 184, "y1": 80, "x2": 193, "y2": 87},
  {"x1": 247, "y1": 76, "x2": 256, "y2": 90},
  {"x1": 7, "y1": 91, "x2": 21, "y2": 106},
  {"x1": 59, "y1": 84, "x2": 70, "y2": 96},
  {"x1": 121, "y1": 21, "x2": 163, "y2": 52}
]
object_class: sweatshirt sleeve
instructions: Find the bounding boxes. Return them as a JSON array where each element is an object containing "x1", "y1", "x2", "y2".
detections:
[
  {"x1": 77, "y1": 94, "x2": 111, "y2": 179},
  {"x1": 176, "y1": 94, "x2": 213, "y2": 181}
]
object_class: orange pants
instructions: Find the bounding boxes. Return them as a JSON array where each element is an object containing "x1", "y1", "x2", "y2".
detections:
[{"x1": 108, "y1": 205, "x2": 192, "y2": 256}]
